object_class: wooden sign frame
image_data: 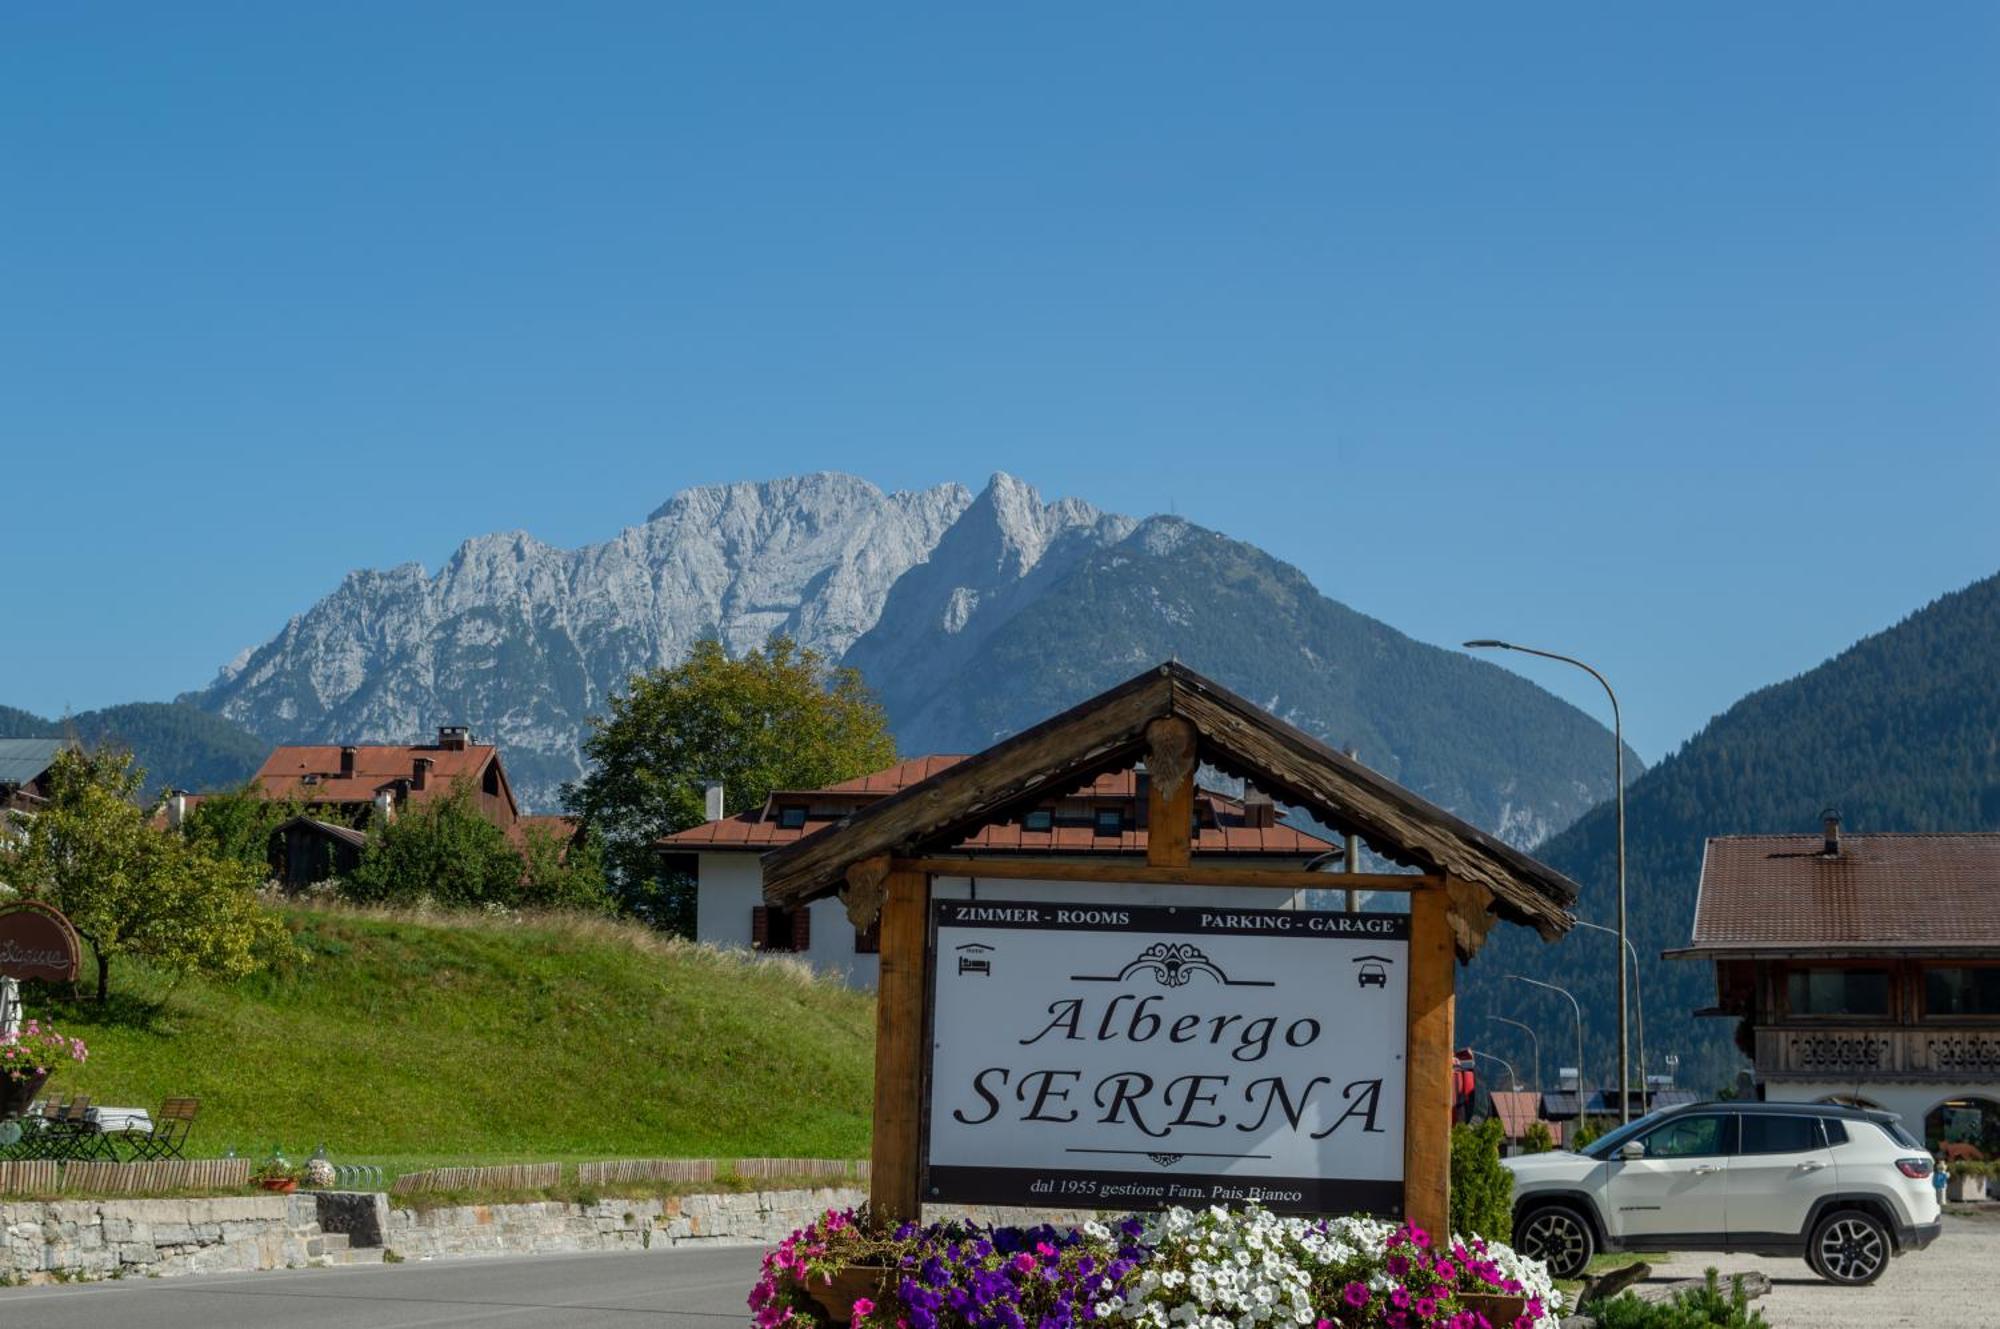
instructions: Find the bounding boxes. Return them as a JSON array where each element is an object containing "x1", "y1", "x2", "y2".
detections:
[{"x1": 866, "y1": 717, "x2": 1457, "y2": 1237}]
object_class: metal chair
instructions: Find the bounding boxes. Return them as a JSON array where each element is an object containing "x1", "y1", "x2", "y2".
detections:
[{"x1": 127, "y1": 1098, "x2": 199, "y2": 1161}]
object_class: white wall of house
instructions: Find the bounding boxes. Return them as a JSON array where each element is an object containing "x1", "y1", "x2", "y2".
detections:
[
  {"x1": 1766, "y1": 1080, "x2": 2000, "y2": 1139},
  {"x1": 693, "y1": 851, "x2": 880, "y2": 990}
]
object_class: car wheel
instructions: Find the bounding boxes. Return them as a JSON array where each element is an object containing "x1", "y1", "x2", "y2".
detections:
[
  {"x1": 1808, "y1": 1208, "x2": 1891, "y2": 1286},
  {"x1": 1516, "y1": 1203, "x2": 1596, "y2": 1279}
]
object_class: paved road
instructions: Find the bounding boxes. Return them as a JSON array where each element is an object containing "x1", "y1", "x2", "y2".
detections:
[
  {"x1": 8, "y1": 1212, "x2": 1997, "y2": 1328},
  {"x1": 0, "y1": 1245, "x2": 769, "y2": 1328},
  {"x1": 1645, "y1": 1209, "x2": 1998, "y2": 1329}
]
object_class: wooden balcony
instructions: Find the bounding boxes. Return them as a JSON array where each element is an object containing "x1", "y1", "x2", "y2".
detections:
[{"x1": 1756, "y1": 1025, "x2": 2000, "y2": 1081}]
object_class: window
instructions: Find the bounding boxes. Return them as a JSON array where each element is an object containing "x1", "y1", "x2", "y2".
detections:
[
  {"x1": 1926, "y1": 967, "x2": 2000, "y2": 1016},
  {"x1": 1094, "y1": 807, "x2": 1124, "y2": 836},
  {"x1": 854, "y1": 918, "x2": 881, "y2": 955},
  {"x1": 1638, "y1": 1114, "x2": 1732, "y2": 1158},
  {"x1": 1022, "y1": 809, "x2": 1054, "y2": 832},
  {"x1": 1741, "y1": 1115, "x2": 1822, "y2": 1155},
  {"x1": 751, "y1": 905, "x2": 811, "y2": 953},
  {"x1": 1820, "y1": 1119, "x2": 1849, "y2": 1146},
  {"x1": 777, "y1": 805, "x2": 808, "y2": 830},
  {"x1": 1787, "y1": 968, "x2": 1890, "y2": 1017}
]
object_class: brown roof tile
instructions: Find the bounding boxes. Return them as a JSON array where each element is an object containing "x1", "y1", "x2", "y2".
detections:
[
  {"x1": 253, "y1": 743, "x2": 501, "y2": 807},
  {"x1": 1685, "y1": 832, "x2": 2000, "y2": 952}
]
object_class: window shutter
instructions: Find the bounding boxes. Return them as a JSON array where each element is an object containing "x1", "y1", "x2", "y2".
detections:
[
  {"x1": 751, "y1": 905, "x2": 770, "y2": 950},
  {"x1": 791, "y1": 906, "x2": 811, "y2": 953}
]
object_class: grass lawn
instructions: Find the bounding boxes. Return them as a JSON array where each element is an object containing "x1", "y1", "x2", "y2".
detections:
[{"x1": 25, "y1": 906, "x2": 875, "y2": 1176}]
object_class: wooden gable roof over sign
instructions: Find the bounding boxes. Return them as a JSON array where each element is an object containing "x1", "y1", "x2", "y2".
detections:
[{"x1": 761, "y1": 662, "x2": 1578, "y2": 950}]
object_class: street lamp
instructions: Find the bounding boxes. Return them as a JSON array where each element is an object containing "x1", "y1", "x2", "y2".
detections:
[
  {"x1": 1467, "y1": 638, "x2": 1630, "y2": 1122},
  {"x1": 1506, "y1": 973, "x2": 1586, "y2": 1113},
  {"x1": 1573, "y1": 917, "x2": 1648, "y2": 1111},
  {"x1": 1488, "y1": 1014, "x2": 1542, "y2": 1094},
  {"x1": 1469, "y1": 1048, "x2": 1523, "y2": 1092}
]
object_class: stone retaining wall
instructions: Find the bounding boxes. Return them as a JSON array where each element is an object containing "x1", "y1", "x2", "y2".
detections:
[
  {"x1": 1, "y1": 1194, "x2": 324, "y2": 1282},
  {"x1": 385, "y1": 1186, "x2": 866, "y2": 1261},
  {"x1": 2, "y1": 1186, "x2": 1108, "y2": 1283}
]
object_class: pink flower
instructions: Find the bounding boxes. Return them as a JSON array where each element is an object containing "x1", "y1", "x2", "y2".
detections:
[
  {"x1": 1013, "y1": 1253, "x2": 1036, "y2": 1273},
  {"x1": 1342, "y1": 1282, "x2": 1369, "y2": 1308},
  {"x1": 1386, "y1": 1253, "x2": 1409, "y2": 1277},
  {"x1": 1389, "y1": 1287, "x2": 1411, "y2": 1309},
  {"x1": 1414, "y1": 1297, "x2": 1437, "y2": 1319},
  {"x1": 851, "y1": 1297, "x2": 876, "y2": 1320},
  {"x1": 1036, "y1": 1241, "x2": 1057, "y2": 1257}
]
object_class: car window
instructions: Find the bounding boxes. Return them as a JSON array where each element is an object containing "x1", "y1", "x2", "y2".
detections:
[
  {"x1": 1741, "y1": 1115, "x2": 1822, "y2": 1154},
  {"x1": 1821, "y1": 1119, "x2": 1849, "y2": 1146},
  {"x1": 1872, "y1": 1119, "x2": 1921, "y2": 1150},
  {"x1": 1639, "y1": 1113, "x2": 1731, "y2": 1158}
]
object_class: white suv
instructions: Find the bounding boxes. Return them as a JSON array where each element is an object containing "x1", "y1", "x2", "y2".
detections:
[{"x1": 1501, "y1": 1101, "x2": 1941, "y2": 1285}]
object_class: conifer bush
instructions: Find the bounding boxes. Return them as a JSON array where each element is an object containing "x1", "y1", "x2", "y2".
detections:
[{"x1": 1449, "y1": 1115, "x2": 1514, "y2": 1241}]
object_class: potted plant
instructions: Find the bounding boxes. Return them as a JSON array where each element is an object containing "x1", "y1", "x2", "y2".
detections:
[
  {"x1": 0, "y1": 1019, "x2": 88, "y2": 1120},
  {"x1": 253, "y1": 1156, "x2": 304, "y2": 1194}
]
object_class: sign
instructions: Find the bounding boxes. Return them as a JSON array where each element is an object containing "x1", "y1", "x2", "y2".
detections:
[
  {"x1": 925, "y1": 895, "x2": 1409, "y2": 1216},
  {"x1": 0, "y1": 901, "x2": 82, "y2": 982}
]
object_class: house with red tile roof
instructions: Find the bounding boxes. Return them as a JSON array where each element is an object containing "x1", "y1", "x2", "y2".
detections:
[
  {"x1": 1668, "y1": 812, "x2": 2000, "y2": 1153},
  {"x1": 659, "y1": 754, "x2": 1348, "y2": 988},
  {"x1": 248, "y1": 726, "x2": 575, "y2": 887}
]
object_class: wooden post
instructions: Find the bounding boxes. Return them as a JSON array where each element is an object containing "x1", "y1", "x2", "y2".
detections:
[
  {"x1": 869, "y1": 868, "x2": 930, "y2": 1227},
  {"x1": 1145, "y1": 715, "x2": 1197, "y2": 868},
  {"x1": 1403, "y1": 881, "x2": 1455, "y2": 1236}
]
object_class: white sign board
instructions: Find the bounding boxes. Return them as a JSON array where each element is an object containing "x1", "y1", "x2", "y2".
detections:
[{"x1": 926, "y1": 896, "x2": 1409, "y2": 1216}]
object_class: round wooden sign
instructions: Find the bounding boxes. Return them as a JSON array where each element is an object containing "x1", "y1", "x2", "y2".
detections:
[{"x1": 0, "y1": 900, "x2": 81, "y2": 982}]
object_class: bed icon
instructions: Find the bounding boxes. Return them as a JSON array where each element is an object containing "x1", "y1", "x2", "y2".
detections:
[{"x1": 955, "y1": 943, "x2": 995, "y2": 976}]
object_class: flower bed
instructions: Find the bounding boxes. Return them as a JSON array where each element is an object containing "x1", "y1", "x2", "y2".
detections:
[{"x1": 752, "y1": 1204, "x2": 1561, "y2": 1329}]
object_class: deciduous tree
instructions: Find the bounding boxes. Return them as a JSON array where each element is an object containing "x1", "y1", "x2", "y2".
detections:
[{"x1": 563, "y1": 637, "x2": 897, "y2": 930}]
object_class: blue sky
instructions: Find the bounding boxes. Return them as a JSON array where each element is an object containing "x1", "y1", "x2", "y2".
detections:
[{"x1": 4, "y1": 4, "x2": 1995, "y2": 761}]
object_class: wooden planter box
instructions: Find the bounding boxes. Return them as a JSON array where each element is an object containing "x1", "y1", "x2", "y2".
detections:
[
  {"x1": 801, "y1": 1265, "x2": 889, "y2": 1324},
  {"x1": 1459, "y1": 1292, "x2": 1528, "y2": 1325}
]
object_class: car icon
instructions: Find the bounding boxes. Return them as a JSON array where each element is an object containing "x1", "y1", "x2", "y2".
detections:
[{"x1": 1357, "y1": 961, "x2": 1388, "y2": 988}]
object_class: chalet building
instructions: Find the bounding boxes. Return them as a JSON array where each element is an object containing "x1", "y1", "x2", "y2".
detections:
[
  {"x1": 0, "y1": 738, "x2": 74, "y2": 817},
  {"x1": 247, "y1": 726, "x2": 571, "y2": 887},
  {"x1": 1670, "y1": 813, "x2": 2000, "y2": 1155},
  {"x1": 659, "y1": 754, "x2": 1346, "y2": 989}
]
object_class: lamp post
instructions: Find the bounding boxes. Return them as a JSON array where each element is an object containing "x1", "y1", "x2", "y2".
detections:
[
  {"x1": 1467, "y1": 639, "x2": 1630, "y2": 1123},
  {"x1": 1470, "y1": 1048, "x2": 1522, "y2": 1092},
  {"x1": 1507, "y1": 973, "x2": 1586, "y2": 1114},
  {"x1": 1573, "y1": 917, "x2": 1648, "y2": 1112},
  {"x1": 1488, "y1": 1014, "x2": 1542, "y2": 1095}
]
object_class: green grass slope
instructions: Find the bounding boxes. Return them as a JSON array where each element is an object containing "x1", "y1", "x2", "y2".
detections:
[{"x1": 31, "y1": 908, "x2": 874, "y2": 1173}]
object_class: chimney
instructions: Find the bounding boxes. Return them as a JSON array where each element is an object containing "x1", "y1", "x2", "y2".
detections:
[
  {"x1": 412, "y1": 756, "x2": 434, "y2": 791},
  {"x1": 704, "y1": 780, "x2": 725, "y2": 822},
  {"x1": 1822, "y1": 807, "x2": 1842, "y2": 857},
  {"x1": 437, "y1": 725, "x2": 469, "y2": 752},
  {"x1": 1241, "y1": 781, "x2": 1276, "y2": 830},
  {"x1": 166, "y1": 791, "x2": 190, "y2": 829},
  {"x1": 374, "y1": 787, "x2": 397, "y2": 825},
  {"x1": 339, "y1": 746, "x2": 356, "y2": 778}
]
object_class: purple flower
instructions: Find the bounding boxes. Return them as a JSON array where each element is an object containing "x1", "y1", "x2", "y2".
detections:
[{"x1": 1343, "y1": 1282, "x2": 1369, "y2": 1308}]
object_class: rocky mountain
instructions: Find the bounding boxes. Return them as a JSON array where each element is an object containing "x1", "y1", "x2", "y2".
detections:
[
  {"x1": 1461, "y1": 570, "x2": 2000, "y2": 1092},
  {"x1": 190, "y1": 472, "x2": 1636, "y2": 835},
  {"x1": 195, "y1": 474, "x2": 973, "y2": 803}
]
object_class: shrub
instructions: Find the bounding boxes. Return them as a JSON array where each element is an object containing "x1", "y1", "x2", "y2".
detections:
[
  {"x1": 1588, "y1": 1270, "x2": 1768, "y2": 1328},
  {"x1": 1522, "y1": 1120, "x2": 1556, "y2": 1154},
  {"x1": 1450, "y1": 1115, "x2": 1514, "y2": 1241}
]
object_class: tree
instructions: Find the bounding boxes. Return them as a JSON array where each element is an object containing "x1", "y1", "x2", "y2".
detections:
[
  {"x1": 344, "y1": 781, "x2": 525, "y2": 908},
  {"x1": 1448, "y1": 1115, "x2": 1514, "y2": 1241},
  {"x1": 564, "y1": 636, "x2": 898, "y2": 930},
  {"x1": 1, "y1": 747, "x2": 289, "y2": 1002},
  {"x1": 518, "y1": 822, "x2": 611, "y2": 912},
  {"x1": 178, "y1": 782, "x2": 304, "y2": 877}
]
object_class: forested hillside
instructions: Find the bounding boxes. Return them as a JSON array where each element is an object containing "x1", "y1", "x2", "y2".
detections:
[
  {"x1": 1463, "y1": 571, "x2": 2000, "y2": 1091},
  {"x1": 0, "y1": 700, "x2": 266, "y2": 793}
]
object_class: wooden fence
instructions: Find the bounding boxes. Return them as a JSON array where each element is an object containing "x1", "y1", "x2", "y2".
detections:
[
  {"x1": 576, "y1": 1158, "x2": 718, "y2": 1185},
  {"x1": 0, "y1": 1158, "x2": 252, "y2": 1196},
  {"x1": 734, "y1": 1157, "x2": 871, "y2": 1182},
  {"x1": 390, "y1": 1162, "x2": 563, "y2": 1194}
]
